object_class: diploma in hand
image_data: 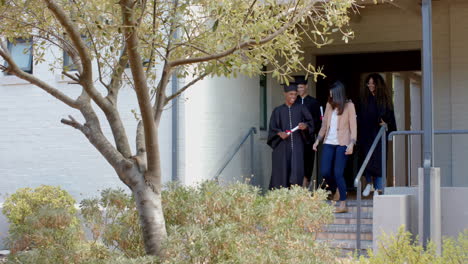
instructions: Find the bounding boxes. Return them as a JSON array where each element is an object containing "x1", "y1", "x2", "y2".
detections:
[{"x1": 285, "y1": 126, "x2": 299, "y2": 135}]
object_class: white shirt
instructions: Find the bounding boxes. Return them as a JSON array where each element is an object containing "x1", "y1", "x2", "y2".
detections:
[{"x1": 324, "y1": 109, "x2": 339, "y2": 145}]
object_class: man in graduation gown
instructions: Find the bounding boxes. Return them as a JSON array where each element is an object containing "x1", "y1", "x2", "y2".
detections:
[
  {"x1": 267, "y1": 83, "x2": 314, "y2": 189},
  {"x1": 293, "y1": 76, "x2": 322, "y2": 188}
]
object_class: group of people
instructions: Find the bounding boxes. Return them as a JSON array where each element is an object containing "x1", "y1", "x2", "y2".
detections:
[{"x1": 267, "y1": 74, "x2": 396, "y2": 213}]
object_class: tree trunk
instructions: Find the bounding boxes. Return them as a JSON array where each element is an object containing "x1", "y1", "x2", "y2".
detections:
[{"x1": 132, "y1": 174, "x2": 167, "y2": 256}]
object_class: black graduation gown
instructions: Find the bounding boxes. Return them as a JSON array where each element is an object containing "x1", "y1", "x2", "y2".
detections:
[
  {"x1": 295, "y1": 95, "x2": 322, "y2": 135},
  {"x1": 294, "y1": 95, "x2": 322, "y2": 180},
  {"x1": 267, "y1": 103, "x2": 314, "y2": 189},
  {"x1": 357, "y1": 95, "x2": 397, "y2": 177}
]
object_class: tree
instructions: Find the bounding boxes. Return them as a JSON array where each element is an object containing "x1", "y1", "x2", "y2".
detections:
[{"x1": 0, "y1": 0, "x2": 356, "y2": 257}]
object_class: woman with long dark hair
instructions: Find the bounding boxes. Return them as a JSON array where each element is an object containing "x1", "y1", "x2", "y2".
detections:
[
  {"x1": 313, "y1": 81, "x2": 357, "y2": 213},
  {"x1": 358, "y1": 73, "x2": 396, "y2": 197}
]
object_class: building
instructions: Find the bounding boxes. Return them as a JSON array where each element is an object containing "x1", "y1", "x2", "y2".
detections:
[{"x1": 1, "y1": 0, "x2": 467, "y2": 253}]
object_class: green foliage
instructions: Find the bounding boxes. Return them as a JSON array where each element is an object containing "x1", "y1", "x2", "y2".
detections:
[
  {"x1": 0, "y1": 0, "x2": 356, "y2": 86},
  {"x1": 80, "y1": 188, "x2": 145, "y2": 258},
  {"x1": 2, "y1": 185, "x2": 77, "y2": 227},
  {"x1": 5, "y1": 183, "x2": 336, "y2": 263},
  {"x1": 7, "y1": 242, "x2": 112, "y2": 264},
  {"x1": 2, "y1": 186, "x2": 113, "y2": 264},
  {"x1": 360, "y1": 227, "x2": 468, "y2": 264},
  {"x1": 1, "y1": 185, "x2": 79, "y2": 252},
  {"x1": 161, "y1": 182, "x2": 336, "y2": 263},
  {"x1": 81, "y1": 182, "x2": 336, "y2": 263}
]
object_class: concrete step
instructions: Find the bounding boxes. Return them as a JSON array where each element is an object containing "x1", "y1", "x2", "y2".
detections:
[
  {"x1": 327, "y1": 200, "x2": 374, "y2": 207},
  {"x1": 324, "y1": 224, "x2": 372, "y2": 233},
  {"x1": 317, "y1": 231, "x2": 373, "y2": 240},
  {"x1": 334, "y1": 211, "x2": 373, "y2": 219},
  {"x1": 333, "y1": 217, "x2": 373, "y2": 225},
  {"x1": 318, "y1": 224, "x2": 373, "y2": 240},
  {"x1": 317, "y1": 239, "x2": 373, "y2": 250}
]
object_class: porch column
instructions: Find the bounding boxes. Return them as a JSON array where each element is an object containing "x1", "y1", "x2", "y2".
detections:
[{"x1": 421, "y1": 0, "x2": 436, "y2": 248}]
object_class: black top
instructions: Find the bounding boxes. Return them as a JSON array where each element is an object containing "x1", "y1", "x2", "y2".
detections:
[
  {"x1": 294, "y1": 95, "x2": 322, "y2": 135},
  {"x1": 357, "y1": 95, "x2": 397, "y2": 177}
]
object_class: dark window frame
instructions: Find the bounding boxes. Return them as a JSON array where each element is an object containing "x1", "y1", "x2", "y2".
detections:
[{"x1": 5, "y1": 37, "x2": 33, "y2": 74}]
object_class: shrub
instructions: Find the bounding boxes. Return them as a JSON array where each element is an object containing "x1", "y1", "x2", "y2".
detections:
[
  {"x1": 360, "y1": 227, "x2": 468, "y2": 264},
  {"x1": 160, "y1": 181, "x2": 336, "y2": 263},
  {"x1": 6, "y1": 182, "x2": 337, "y2": 263},
  {"x1": 7, "y1": 242, "x2": 112, "y2": 264},
  {"x1": 2, "y1": 185, "x2": 79, "y2": 252},
  {"x1": 80, "y1": 188, "x2": 145, "y2": 258}
]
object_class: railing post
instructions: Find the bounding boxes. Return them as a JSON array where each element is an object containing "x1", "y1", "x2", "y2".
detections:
[
  {"x1": 356, "y1": 180, "x2": 362, "y2": 255},
  {"x1": 382, "y1": 127, "x2": 387, "y2": 191},
  {"x1": 250, "y1": 128, "x2": 255, "y2": 177},
  {"x1": 393, "y1": 138, "x2": 396, "y2": 187},
  {"x1": 408, "y1": 136, "x2": 412, "y2": 186}
]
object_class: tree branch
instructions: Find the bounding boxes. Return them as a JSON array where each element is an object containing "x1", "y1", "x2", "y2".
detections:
[
  {"x1": 43, "y1": 0, "x2": 134, "y2": 159},
  {"x1": 75, "y1": 94, "x2": 134, "y2": 182},
  {"x1": 168, "y1": 4, "x2": 307, "y2": 67},
  {"x1": 107, "y1": 44, "x2": 129, "y2": 104},
  {"x1": 43, "y1": 0, "x2": 110, "y2": 110},
  {"x1": 165, "y1": 71, "x2": 209, "y2": 104},
  {"x1": 0, "y1": 44, "x2": 79, "y2": 109},
  {"x1": 62, "y1": 70, "x2": 80, "y2": 83},
  {"x1": 121, "y1": 0, "x2": 160, "y2": 183},
  {"x1": 61, "y1": 115, "x2": 84, "y2": 130},
  {"x1": 136, "y1": 120, "x2": 145, "y2": 156},
  {"x1": 145, "y1": 0, "x2": 158, "y2": 76}
]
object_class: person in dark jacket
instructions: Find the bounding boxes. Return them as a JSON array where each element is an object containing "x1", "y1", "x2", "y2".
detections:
[
  {"x1": 358, "y1": 73, "x2": 397, "y2": 197},
  {"x1": 293, "y1": 76, "x2": 322, "y2": 188}
]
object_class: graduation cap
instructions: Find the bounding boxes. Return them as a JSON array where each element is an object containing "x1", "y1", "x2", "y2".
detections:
[
  {"x1": 293, "y1": 75, "x2": 308, "y2": 85},
  {"x1": 283, "y1": 83, "x2": 298, "y2": 92}
]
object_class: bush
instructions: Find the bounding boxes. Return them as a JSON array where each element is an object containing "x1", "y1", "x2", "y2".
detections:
[
  {"x1": 360, "y1": 227, "x2": 468, "y2": 264},
  {"x1": 80, "y1": 188, "x2": 145, "y2": 258},
  {"x1": 82, "y1": 182, "x2": 336, "y2": 263},
  {"x1": 2, "y1": 185, "x2": 79, "y2": 253},
  {"x1": 7, "y1": 242, "x2": 112, "y2": 264},
  {"x1": 5, "y1": 182, "x2": 337, "y2": 263},
  {"x1": 160, "y1": 181, "x2": 336, "y2": 263}
]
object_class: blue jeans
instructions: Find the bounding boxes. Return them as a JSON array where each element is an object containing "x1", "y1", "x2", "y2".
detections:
[
  {"x1": 365, "y1": 173, "x2": 383, "y2": 191},
  {"x1": 320, "y1": 144, "x2": 348, "y2": 201}
]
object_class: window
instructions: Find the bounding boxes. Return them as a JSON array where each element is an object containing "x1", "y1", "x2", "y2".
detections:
[
  {"x1": 5, "y1": 38, "x2": 33, "y2": 74},
  {"x1": 63, "y1": 35, "x2": 92, "y2": 71},
  {"x1": 63, "y1": 51, "x2": 78, "y2": 71},
  {"x1": 259, "y1": 65, "x2": 267, "y2": 131}
]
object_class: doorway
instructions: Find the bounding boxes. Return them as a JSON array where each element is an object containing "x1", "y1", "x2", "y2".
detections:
[{"x1": 315, "y1": 50, "x2": 421, "y2": 191}]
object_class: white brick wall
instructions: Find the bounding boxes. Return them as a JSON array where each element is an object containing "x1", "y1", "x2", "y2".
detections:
[{"x1": 0, "y1": 47, "x2": 174, "y2": 203}]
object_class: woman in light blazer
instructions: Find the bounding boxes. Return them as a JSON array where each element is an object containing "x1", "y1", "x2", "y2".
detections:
[{"x1": 313, "y1": 81, "x2": 357, "y2": 213}]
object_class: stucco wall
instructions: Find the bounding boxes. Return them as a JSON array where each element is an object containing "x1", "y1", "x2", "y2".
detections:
[{"x1": 179, "y1": 74, "x2": 261, "y2": 186}]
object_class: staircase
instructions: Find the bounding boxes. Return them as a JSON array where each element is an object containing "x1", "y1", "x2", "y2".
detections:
[{"x1": 318, "y1": 199, "x2": 374, "y2": 256}]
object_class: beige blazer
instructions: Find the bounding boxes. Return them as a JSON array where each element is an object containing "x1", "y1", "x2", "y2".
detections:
[{"x1": 318, "y1": 101, "x2": 357, "y2": 146}]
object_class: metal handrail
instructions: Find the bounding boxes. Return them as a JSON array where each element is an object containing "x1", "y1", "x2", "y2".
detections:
[
  {"x1": 214, "y1": 127, "x2": 257, "y2": 181},
  {"x1": 388, "y1": 129, "x2": 468, "y2": 140},
  {"x1": 388, "y1": 129, "x2": 468, "y2": 186},
  {"x1": 353, "y1": 124, "x2": 387, "y2": 255}
]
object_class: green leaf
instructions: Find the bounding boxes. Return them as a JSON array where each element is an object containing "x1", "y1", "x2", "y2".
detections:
[{"x1": 212, "y1": 19, "x2": 219, "y2": 32}]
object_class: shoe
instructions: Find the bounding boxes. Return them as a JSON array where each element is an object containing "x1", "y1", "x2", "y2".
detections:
[
  {"x1": 333, "y1": 189, "x2": 340, "y2": 201},
  {"x1": 335, "y1": 201, "x2": 348, "y2": 213},
  {"x1": 363, "y1": 184, "x2": 372, "y2": 197},
  {"x1": 374, "y1": 190, "x2": 381, "y2": 198}
]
